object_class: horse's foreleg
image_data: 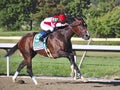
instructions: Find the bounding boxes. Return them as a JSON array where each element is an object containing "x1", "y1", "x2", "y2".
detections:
[
  {"x1": 58, "y1": 51, "x2": 87, "y2": 81},
  {"x1": 69, "y1": 55, "x2": 88, "y2": 82},
  {"x1": 68, "y1": 55, "x2": 88, "y2": 81},
  {"x1": 13, "y1": 60, "x2": 27, "y2": 82},
  {"x1": 70, "y1": 61, "x2": 81, "y2": 79},
  {"x1": 70, "y1": 64, "x2": 75, "y2": 78},
  {"x1": 58, "y1": 51, "x2": 81, "y2": 78},
  {"x1": 71, "y1": 54, "x2": 77, "y2": 79}
]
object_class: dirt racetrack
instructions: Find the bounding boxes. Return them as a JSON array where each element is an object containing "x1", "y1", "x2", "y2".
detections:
[{"x1": 0, "y1": 76, "x2": 120, "y2": 90}]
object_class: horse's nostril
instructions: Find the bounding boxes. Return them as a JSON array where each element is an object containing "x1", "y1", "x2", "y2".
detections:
[
  {"x1": 86, "y1": 34, "x2": 88, "y2": 37},
  {"x1": 82, "y1": 34, "x2": 90, "y2": 40}
]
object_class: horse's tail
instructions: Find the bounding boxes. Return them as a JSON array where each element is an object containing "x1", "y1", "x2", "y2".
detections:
[{"x1": 5, "y1": 43, "x2": 18, "y2": 57}]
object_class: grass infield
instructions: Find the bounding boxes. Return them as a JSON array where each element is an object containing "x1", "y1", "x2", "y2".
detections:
[{"x1": 0, "y1": 50, "x2": 120, "y2": 79}]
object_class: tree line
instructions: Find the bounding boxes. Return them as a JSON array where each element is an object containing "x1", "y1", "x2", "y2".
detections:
[{"x1": 0, "y1": 0, "x2": 120, "y2": 38}]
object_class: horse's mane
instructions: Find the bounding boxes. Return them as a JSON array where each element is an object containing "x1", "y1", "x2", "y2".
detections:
[
  {"x1": 55, "y1": 16, "x2": 75, "y2": 30},
  {"x1": 66, "y1": 16, "x2": 75, "y2": 24},
  {"x1": 66, "y1": 14, "x2": 84, "y2": 24},
  {"x1": 55, "y1": 15, "x2": 83, "y2": 31},
  {"x1": 53, "y1": 15, "x2": 85, "y2": 34}
]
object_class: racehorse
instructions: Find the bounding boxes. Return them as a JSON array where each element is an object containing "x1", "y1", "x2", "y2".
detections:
[{"x1": 5, "y1": 15, "x2": 90, "y2": 85}]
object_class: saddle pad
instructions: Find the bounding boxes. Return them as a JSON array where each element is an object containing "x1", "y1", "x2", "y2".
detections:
[{"x1": 33, "y1": 32, "x2": 47, "y2": 51}]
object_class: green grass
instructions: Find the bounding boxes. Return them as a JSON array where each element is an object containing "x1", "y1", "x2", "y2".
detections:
[
  {"x1": 80, "y1": 52, "x2": 120, "y2": 78},
  {"x1": 0, "y1": 28, "x2": 39, "y2": 36},
  {"x1": 0, "y1": 50, "x2": 71, "y2": 76},
  {"x1": 0, "y1": 50, "x2": 120, "y2": 79}
]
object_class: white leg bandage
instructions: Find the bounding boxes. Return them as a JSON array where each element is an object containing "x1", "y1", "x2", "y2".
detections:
[
  {"x1": 13, "y1": 71, "x2": 19, "y2": 82},
  {"x1": 32, "y1": 76, "x2": 38, "y2": 85}
]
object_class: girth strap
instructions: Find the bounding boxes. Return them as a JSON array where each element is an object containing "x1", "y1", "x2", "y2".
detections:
[
  {"x1": 43, "y1": 42, "x2": 53, "y2": 58},
  {"x1": 45, "y1": 48, "x2": 53, "y2": 58}
]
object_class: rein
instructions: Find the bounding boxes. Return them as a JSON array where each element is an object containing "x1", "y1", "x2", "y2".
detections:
[{"x1": 70, "y1": 22, "x2": 81, "y2": 27}]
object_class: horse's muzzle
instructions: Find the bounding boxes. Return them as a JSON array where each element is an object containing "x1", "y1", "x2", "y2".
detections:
[{"x1": 82, "y1": 34, "x2": 90, "y2": 40}]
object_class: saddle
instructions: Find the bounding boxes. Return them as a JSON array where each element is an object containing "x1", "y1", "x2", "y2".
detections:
[{"x1": 33, "y1": 31, "x2": 53, "y2": 57}]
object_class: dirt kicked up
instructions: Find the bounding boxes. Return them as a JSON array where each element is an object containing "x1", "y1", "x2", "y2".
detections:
[{"x1": 0, "y1": 76, "x2": 120, "y2": 90}]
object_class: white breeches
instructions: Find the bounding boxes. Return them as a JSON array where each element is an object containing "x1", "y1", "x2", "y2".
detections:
[{"x1": 40, "y1": 21, "x2": 54, "y2": 32}]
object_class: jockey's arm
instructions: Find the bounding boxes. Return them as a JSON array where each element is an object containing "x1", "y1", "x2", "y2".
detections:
[{"x1": 56, "y1": 23, "x2": 68, "y2": 27}]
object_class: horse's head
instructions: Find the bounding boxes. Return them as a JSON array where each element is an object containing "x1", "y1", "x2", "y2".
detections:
[{"x1": 67, "y1": 15, "x2": 90, "y2": 40}]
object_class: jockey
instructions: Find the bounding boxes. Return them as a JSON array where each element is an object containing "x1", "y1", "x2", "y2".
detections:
[{"x1": 39, "y1": 14, "x2": 68, "y2": 41}]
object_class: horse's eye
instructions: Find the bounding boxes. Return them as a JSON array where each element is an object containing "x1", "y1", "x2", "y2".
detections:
[{"x1": 83, "y1": 23, "x2": 87, "y2": 27}]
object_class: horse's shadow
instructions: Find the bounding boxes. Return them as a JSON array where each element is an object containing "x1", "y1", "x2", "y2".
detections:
[
  {"x1": 55, "y1": 80, "x2": 120, "y2": 86},
  {"x1": 88, "y1": 81, "x2": 120, "y2": 86}
]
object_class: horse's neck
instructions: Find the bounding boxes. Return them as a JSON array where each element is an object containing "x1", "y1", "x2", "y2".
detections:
[
  {"x1": 62, "y1": 27, "x2": 74, "y2": 39},
  {"x1": 52, "y1": 26, "x2": 74, "y2": 41}
]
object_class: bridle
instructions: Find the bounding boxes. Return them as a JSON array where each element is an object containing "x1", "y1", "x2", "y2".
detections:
[{"x1": 68, "y1": 18, "x2": 87, "y2": 36}]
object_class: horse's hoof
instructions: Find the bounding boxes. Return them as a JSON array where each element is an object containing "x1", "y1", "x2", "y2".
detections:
[
  {"x1": 70, "y1": 72, "x2": 75, "y2": 78},
  {"x1": 81, "y1": 76, "x2": 88, "y2": 82},
  {"x1": 73, "y1": 77, "x2": 77, "y2": 80},
  {"x1": 12, "y1": 77, "x2": 16, "y2": 83}
]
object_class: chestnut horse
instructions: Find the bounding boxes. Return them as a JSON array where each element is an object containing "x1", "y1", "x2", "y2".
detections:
[{"x1": 5, "y1": 16, "x2": 90, "y2": 85}]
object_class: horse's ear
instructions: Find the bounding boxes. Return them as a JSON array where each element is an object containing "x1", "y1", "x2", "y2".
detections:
[
  {"x1": 65, "y1": 13, "x2": 74, "y2": 24},
  {"x1": 76, "y1": 13, "x2": 82, "y2": 17},
  {"x1": 65, "y1": 13, "x2": 72, "y2": 18},
  {"x1": 76, "y1": 14, "x2": 87, "y2": 19}
]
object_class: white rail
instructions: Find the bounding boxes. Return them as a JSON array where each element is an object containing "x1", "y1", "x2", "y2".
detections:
[
  {"x1": 1, "y1": 36, "x2": 120, "y2": 41},
  {"x1": 71, "y1": 38, "x2": 120, "y2": 41},
  {"x1": 72, "y1": 45, "x2": 120, "y2": 52}
]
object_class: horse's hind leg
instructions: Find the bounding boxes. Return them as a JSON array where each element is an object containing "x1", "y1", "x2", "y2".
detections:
[
  {"x1": 13, "y1": 61, "x2": 38, "y2": 85},
  {"x1": 26, "y1": 59, "x2": 38, "y2": 85},
  {"x1": 13, "y1": 51, "x2": 37, "y2": 85},
  {"x1": 23, "y1": 51, "x2": 38, "y2": 85},
  {"x1": 13, "y1": 60, "x2": 27, "y2": 82}
]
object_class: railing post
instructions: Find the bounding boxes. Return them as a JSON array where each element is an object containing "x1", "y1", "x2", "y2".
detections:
[
  {"x1": 5, "y1": 49, "x2": 10, "y2": 76},
  {"x1": 7, "y1": 56, "x2": 10, "y2": 76}
]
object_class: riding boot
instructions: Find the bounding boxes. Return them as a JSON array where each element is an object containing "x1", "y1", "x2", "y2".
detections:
[{"x1": 39, "y1": 30, "x2": 51, "y2": 41}]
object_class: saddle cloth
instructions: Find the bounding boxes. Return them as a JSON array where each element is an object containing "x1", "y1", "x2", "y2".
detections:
[{"x1": 33, "y1": 31, "x2": 48, "y2": 51}]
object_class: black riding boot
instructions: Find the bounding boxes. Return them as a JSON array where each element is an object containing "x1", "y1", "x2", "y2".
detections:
[{"x1": 39, "y1": 30, "x2": 51, "y2": 41}]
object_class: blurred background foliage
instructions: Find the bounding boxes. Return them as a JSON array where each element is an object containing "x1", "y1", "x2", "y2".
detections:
[{"x1": 0, "y1": 0, "x2": 120, "y2": 38}]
